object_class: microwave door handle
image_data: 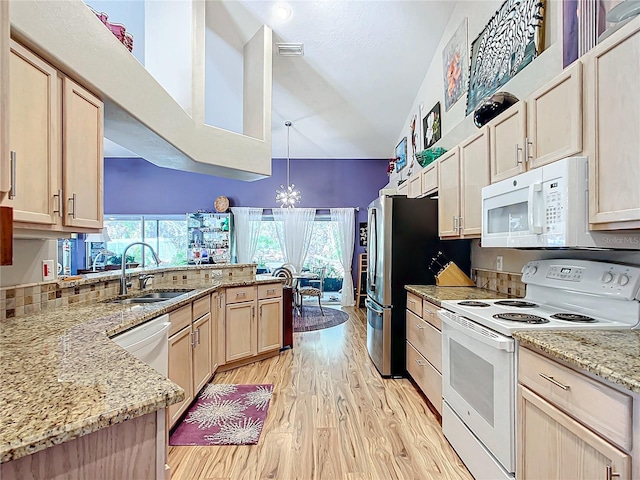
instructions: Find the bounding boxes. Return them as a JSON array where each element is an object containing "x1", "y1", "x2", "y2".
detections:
[{"x1": 528, "y1": 182, "x2": 543, "y2": 234}]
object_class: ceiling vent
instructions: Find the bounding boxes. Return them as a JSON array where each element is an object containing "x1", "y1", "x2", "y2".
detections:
[{"x1": 277, "y1": 43, "x2": 304, "y2": 56}]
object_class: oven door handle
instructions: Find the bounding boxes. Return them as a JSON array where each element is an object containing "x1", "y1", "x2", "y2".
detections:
[{"x1": 439, "y1": 311, "x2": 514, "y2": 352}]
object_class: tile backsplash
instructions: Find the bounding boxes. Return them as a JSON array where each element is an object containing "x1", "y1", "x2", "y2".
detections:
[
  {"x1": 0, "y1": 264, "x2": 256, "y2": 320},
  {"x1": 472, "y1": 268, "x2": 525, "y2": 297}
]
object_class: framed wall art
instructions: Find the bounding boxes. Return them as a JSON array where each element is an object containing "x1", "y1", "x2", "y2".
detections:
[
  {"x1": 466, "y1": 0, "x2": 546, "y2": 115},
  {"x1": 395, "y1": 137, "x2": 407, "y2": 172},
  {"x1": 423, "y1": 102, "x2": 441, "y2": 149},
  {"x1": 442, "y1": 18, "x2": 468, "y2": 111}
]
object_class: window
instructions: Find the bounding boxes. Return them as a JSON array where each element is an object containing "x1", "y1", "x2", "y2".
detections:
[
  {"x1": 101, "y1": 215, "x2": 188, "y2": 267},
  {"x1": 252, "y1": 214, "x2": 345, "y2": 286}
]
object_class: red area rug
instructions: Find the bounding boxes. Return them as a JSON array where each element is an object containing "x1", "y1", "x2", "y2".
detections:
[{"x1": 169, "y1": 384, "x2": 273, "y2": 446}]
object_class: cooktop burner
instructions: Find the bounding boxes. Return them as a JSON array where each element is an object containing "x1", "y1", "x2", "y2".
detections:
[
  {"x1": 493, "y1": 313, "x2": 550, "y2": 324},
  {"x1": 458, "y1": 301, "x2": 490, "y2": 307},
  {"x1": 494, "y1": 300, "x2": 538, "y2": 308},
  {"x1": 550, "y1": 313, "x2": 597, "y2": 323}
]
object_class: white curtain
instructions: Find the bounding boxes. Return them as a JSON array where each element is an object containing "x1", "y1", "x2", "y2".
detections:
[
  {"x1": 330, "y1": 208, "x2": 355, "y2": 306},
  {"x1": 231, "y1": 207, "x2": 263, "y2": 264},
  {"x1": 272, "y1": 208, "x2": 315, "y2": 272}
]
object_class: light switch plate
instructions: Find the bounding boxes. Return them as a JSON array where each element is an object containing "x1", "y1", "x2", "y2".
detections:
[{"x1": 42, "y1": 260, "x2": 55, "y2": 281}]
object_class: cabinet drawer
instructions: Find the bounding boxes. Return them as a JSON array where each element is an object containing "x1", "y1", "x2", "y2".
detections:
[
  {"x1": 422, "y1": 300, "x2": 441, "y2": 330},
  {"x1": 226, "y1": 285, "x2": 257, "y2": 304},
  {"x1": 192, "y1": 294, "x2": 210, "y2": 320},
  {"x1": 406, "y1": 292, "x2": 423, "y2": 317},
  {"x1": 258, "y1": 283, "x2": 282, "y2": 299},
  {"x1": 518, "y1": 347, "x2": 632, "y2": 450},
  {"x1": 406, "y1": 342, "x2": 442, "y2": 414},
  {"x1": 169, "y1": 304, "x2": 192, "y2": 337},
  {"x1": 406, "y1": 310, "x2": 442, "y2": 372}
]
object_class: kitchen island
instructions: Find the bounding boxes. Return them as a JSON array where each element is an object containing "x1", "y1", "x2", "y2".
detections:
[{"x1": 0, "y1": 266, "x2": 283, "y2": 478}]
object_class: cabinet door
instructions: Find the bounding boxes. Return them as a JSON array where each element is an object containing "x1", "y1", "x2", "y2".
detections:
[
  {"x1": 437, "y1": 148, "x2": 460, "y2": 238},
  {"x1": 407, "y1": 173, "x2": 422, "y2": 198},
  {"x1": 168, "y1": 326, "x2": 194, "y2": 427},
  {"x1": 527, "y1": 61, "x2": 582, "y2": 170},
  {"x1": 2, "y1": 41, "x2": 60, "y2": 224},
  {"x1": 225, "y1": 301, "x2": 256, "y2": 362},
  {"x1": 257, "y1": 297, "x2": 282, "y2": 354},
  {"x1": 489, "y1": 102, "x2": 526, "y2": 183},
  {"x1": 517, "y1": 386, "x2": 630, "y2": 480},
  {"x1": 192, "y1": 313, "x2": 212, "y2": 395},
  {"x1": 460, "y1": 128, "x2": 490, "y2": 237},
  {"x1": 586, "y1": 25, "x2": 640, "y2": 229},
  {"x1": 63, "y1": 77, "x2": 103, "y2": 229},
  {"x1": 420, "y1": 162, "x2": 438, "y2": 196},
  {"x1": 0, "y1": 1, "x2": 9, "y2": 193}
]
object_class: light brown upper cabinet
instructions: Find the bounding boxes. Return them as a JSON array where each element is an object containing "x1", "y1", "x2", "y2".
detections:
[
  {"x1": 2, "y1": 41, "x2": 60, "y2": 225},
  {"x1": 1, "y1": 40, "x2": 104, "y2": 233},
  {"x1": 583, "y1": 20, "x2": 640, "y2": 230},
  {"x1": 63, "y1": 78, "x2": 104, "y2": 229},
  {"x1": 438, "y1": 128, "x2": 491, "y2": 239},
  {"x1": 407, "y1": 161, "x2": 438, "y2": 198},
  {"x1": 0, "y1": 0, "x2": 9, "y2": 195},
  {"x1": 490, "y1": 62, "x2": 583, "y2": 184}
]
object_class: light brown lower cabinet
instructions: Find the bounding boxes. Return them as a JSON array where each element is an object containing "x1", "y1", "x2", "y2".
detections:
[
  {"x1": 224, "y1": 284, "x2": 283, "y2": 365},
  {"x1": 518, "y1": 385, "x2": 630, "y2": 480},
  {"x1": 167, "y1": 296, "x2": 212, "y2": 428},
  {"x1": 405, "y1": 291, "x2": 442, "y2": 415}
]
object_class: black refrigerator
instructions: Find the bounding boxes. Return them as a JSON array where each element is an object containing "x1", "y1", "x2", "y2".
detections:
[{"x1": 365, "y1": 194, "x2": 471, "y2": 377}]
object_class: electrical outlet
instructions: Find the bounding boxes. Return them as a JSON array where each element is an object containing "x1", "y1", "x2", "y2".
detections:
[
  {"x1": 496, "y1": 256, "x2": 503, "y2": 272},
  {"x1": 42, "y1": 260, "x2": 55, "y2": 281}
]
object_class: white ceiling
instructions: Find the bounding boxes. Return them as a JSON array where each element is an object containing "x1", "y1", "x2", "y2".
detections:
[{"x1": 105, "y1": 0, "x2": 457, "y2": 161}]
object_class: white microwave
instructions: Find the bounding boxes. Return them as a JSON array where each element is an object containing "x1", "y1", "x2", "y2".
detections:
[{"x1": 481, "y1": 157, "x2": 640, "y2": 249}]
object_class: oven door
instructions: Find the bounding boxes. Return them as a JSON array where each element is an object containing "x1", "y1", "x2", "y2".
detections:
[
  {"x1": 440, "y1": 310, "x2": 516, "y2": 473},
  {"x1": 481, "y1": 167, "x2": 544, "y2": 248}
]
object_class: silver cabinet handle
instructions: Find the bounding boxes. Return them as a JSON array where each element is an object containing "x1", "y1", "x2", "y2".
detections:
[
  {"x1": 539, "y1": 373, "x2": 570, "y2": 390},
  {"x1": 415, "y1": 359, "x2": 425, "y2": 367},
  {"x1": 453, "y1": 215, "x2": 459, "y2": 232},
  {"x1": 190, "y1": 331, "x2": 196, "y2": 348},
  {"x1": 9, "y1": 151, "x2": 16, "y2": 199},
  {"x1": 458, "y1": 216, "x2": 463, "y2": 230},
  {"x1": 415, "y1": 323, "x2": 424, "y2": 330},
  {"x1": 515, "y1": 144, "x2": 523, "y2": 165},
  {"x1": 606, "y1": 465, "x2": 621, "y2": 480},
  {"x1": 424, "y1": 309, "x2": 434, "y2": 316},
  {"x1": 195, "y1": 327, "x2": 201, "y2": 345},
  {"x1": 408, "y1": 299, "x2": 415, "y2": 308},
  {"x1": 526, "y1": 137, "x2": 534, "y2": 163},
  {"x1": 252, "y1": 306, "x2": 255, "y2": 318},
  {"x1": 68, "y1": 193, "x2": 77, "y2": 219},
  {"x1": 267, "y1": 288, "x2": 276, "y2": 294},
  {"x1": 53, "y1": 189, "x2": 63, "y2": 217},
  {"x1": 237, "y1": 292, "x2": 247, "y2": 298},
  {"x1": 259, "y1": 305, "x2": 263, "y2": 317}
]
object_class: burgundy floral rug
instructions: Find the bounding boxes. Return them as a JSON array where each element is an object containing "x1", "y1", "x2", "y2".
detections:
[
  {"x1": 169, "y1": 384, "x2": 273, "y2": 446},
  {"x1": 293, "y1": 306, "x2": 349, "y2": 332}
]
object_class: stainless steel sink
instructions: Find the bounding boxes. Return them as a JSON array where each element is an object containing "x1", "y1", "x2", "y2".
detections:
[
  {"x1": 136, "y1": 291, "x2": 192, "y2": 300},
  {"x1": 108, "y1": 290, "x2": 194, "y2": 304}
]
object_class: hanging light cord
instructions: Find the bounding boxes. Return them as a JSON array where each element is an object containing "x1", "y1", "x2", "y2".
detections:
[{"x1": 286, "y1": 120, "x2": 292, "y2": 187}]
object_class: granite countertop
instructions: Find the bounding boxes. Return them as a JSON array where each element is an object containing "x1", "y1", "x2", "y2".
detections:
[
  {"x1": 405, "y1": 285, "x2": 510, "y2": 307},
  {"x1": 514, "y1": 330, "x2": 640, "y2": 394},
  {"x1": 0, "y1": 275, "x2": 283, "y2": 463}
]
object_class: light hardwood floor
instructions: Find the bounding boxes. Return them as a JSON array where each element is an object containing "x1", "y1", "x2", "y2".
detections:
[{"x1": 168, "y1": 307, "x2": 472, "y2": 480}]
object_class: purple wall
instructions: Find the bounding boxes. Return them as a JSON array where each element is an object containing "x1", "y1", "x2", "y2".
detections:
[{"x1": 104, "y1": 157, "x2": 389, "y2": 289}]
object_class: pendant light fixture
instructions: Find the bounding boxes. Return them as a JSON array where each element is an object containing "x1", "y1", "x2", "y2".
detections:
[{"x1": 275, "y1": 121, "x2": 301, "y2": 208}]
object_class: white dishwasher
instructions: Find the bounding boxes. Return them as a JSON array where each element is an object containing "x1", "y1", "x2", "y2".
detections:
[
  {"x1": 112, "y1": 314, "x2": 171, "y2": 376},
  {"x1": 112, "y1": 313, "x2": 171, "y2": 480}
]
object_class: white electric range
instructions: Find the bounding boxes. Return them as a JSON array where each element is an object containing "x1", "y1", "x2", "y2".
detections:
[{"x1": 437, "y1": 259, "x2": 640, "y2": 480}]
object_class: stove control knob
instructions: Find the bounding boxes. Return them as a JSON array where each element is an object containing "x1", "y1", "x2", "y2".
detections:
[
  {"x1": 529, "y1": 266, "x2": 537, "y2": 275},
  {"x1": 602, "y1": 272, "x2": 614, "y2": 283},
  {"x1": 618, "y1": 274, "x2": 630, "y2": 286}
]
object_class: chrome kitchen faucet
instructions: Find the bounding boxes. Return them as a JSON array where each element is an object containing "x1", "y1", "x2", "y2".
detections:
[{"x1": 120, "y1": 242, "x2": 161, "y2": 295}]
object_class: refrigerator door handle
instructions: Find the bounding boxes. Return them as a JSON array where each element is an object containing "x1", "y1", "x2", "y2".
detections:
[
  {"x1": 369, "y1": 208, "x2": 377, "y2": 290},
  {"x1": 365, "y1": 298, "x2": 384, "y2": 314}
]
